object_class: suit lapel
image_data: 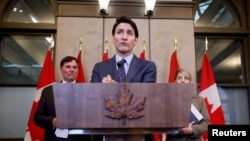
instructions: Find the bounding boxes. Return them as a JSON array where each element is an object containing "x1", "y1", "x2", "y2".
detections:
[
  {"x1": 125, "y1": 55, "x2": 141, "y2": 82},
  {"x1": 106, "y1": 56, "x2": 119, "y2": 81}
]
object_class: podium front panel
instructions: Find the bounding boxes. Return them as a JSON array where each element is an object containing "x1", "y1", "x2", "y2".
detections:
[{"x1": 53, "y1": 83, "x2": 194, "y2": 130}]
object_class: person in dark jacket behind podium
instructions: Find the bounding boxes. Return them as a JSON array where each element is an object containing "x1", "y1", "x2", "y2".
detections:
[
  {"x1": 166, "y1": 68, "x2": 210, "y2": 141},
  {"x1": 34, "y1": 56, "x2": 91, "y2": 141},
  {"x1": 90, "y1": 16, "x2": 157, "y2": 141}
]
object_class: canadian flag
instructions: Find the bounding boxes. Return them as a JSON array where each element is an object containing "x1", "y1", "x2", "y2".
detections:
[
  {"x1": 139, "y1": 48, "x2": 145, "y2": 60},
  {"x1": 199, "y1": 52, "x2": 225, "y2": 141},
  {"x1": 103, "y1": 48, "x2": 109, "y2": 61},
  {"x1": 77, "y1": 50, "x2": 85, "y2": 82},
  {"x1": 159, "y1": 50, "x2": 180, "y2": 141},
  {"x1": 138, "y1": 46, "x2": 160, "y2": 141},
  {"x1": 168, "y1": 50, "x2": 180, "y2": 83},
  {"x1": 24, "y1": 49, "x2": 55, "y2": 141}
]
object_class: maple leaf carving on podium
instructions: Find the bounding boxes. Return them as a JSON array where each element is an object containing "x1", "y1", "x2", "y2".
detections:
[{"x1": 104, "y1": 84, "x2": 146, "y2": 120}]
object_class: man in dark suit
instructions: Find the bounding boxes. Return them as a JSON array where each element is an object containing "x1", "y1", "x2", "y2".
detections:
[
  {"x1": 90, "y1": 16, "x2": 157, "y2": 141},
  {"x1": 34, "y1": 56, "x2": 91, "y2": 141},
  {"x1": 91, "y1": 16, "x2": 157, "y2": 83}
]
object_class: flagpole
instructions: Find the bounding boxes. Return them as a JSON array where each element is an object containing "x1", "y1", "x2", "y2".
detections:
[
  {"x1": 101, "y1": 12, "x2": 107, "y2": 57},
  {"x1": 79, "y1": 37, "x2": 83, "y2": 51},
  {"x1": 200, "y1": 39, "x2": 226, "y2": 140},
  {"x1": 168, "y1": 37, "x2": 180, "y2": 83},
  {"x1": 205, "y1": 37, "x2": 208, "y2": 52},
  {"x1": 147, "y1": 16, "x2": 151, "y2": 60},
  {"x1": 24, "y1": 36, "x2": 56, "y2": 141},
  {"x1": 143, "y1": 40, "x2": 146, "y2": 51},
  {"x1": 77, "y1": 37, "x2": 85, "y2": 82},
  {"x1": 174, "y1": 37, "x2": 177, "y2": 51},
  {"x1": 105, "y1": 36, "x2": 108, "y2": 51},
  {"x1": 49, "y1": 34, "x2": 54, "y2": 50}
]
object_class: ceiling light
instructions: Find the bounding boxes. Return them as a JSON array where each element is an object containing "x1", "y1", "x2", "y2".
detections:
[
  {"x1": 144, "y1": 0, "x2": 156, "y2": 16},
  {"x1": 99, "y1": 0, "x2": 110, "y2": 15}
]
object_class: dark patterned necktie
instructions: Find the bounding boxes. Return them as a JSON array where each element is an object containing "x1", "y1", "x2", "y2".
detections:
[{"x1": 117, "y1": 59, "x2": 126, "y2": 82}]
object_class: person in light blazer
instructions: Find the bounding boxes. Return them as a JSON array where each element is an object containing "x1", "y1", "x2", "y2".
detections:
[
  {"x1": 166, "y1": 68, "x2": 210, "y2": 141},
  {"x1": 34, "y1": 56, "x2": 91, "y2": 141},
  {"x1": 90, "y1": 16, "x2": 157, "y2": 141}
]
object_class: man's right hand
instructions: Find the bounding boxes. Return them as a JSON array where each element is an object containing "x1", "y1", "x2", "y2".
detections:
[{"x1": 102, "y1": 75, "x2": 116, "y2": 83}]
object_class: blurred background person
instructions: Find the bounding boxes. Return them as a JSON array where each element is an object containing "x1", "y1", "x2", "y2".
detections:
[{"x1": 166, "y1": 68, "x2": 210, "y2": 141}]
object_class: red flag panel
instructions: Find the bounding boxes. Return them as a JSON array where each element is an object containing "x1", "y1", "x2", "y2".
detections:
[
  {"x1": 24, "y1": 49, "x2": 55, "y2": 141},
  {"x1": 103, "y1": 49, "x2": 109, "y2": 61},
  {"x1": 154, "y1": 50, "x2": 180, "y2": 141},
  {"x1": 140, "y1": 50, "x2": 145, "y2": 60},
  {"x1": 77, "y1": 50, "x2": 85, "y2": 82},
  {"x1": 168, "y1": 50, "x2": 180, "y2": 83},
  {"x1": 199, "y1": 52, "x2": 225, "y2": 141}
]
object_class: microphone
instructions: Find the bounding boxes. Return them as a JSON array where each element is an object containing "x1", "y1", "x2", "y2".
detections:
[
  {"x1": 117, "y1": 59, "x2": 126, "y2": 68},
  {"x1": 117, "y1": 61, "x2": 123, "y2": 68},
  {"x1": 117, "y1": 59, "x2": 126, "y2": 82}
]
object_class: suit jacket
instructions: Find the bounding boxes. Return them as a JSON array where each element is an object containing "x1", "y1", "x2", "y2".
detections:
[
  {"x1": 90, "y1": 55, "x2": 157, "y2": 141},
  {"x1": 34, "y1": 85, "x2": 58, "y2": 140},
  {"x1": 90, "y1": 54, "x2": 157, "y2": 83},
  {"x1": 34, "y1": 85, "x2": 91, "y2": 141}
]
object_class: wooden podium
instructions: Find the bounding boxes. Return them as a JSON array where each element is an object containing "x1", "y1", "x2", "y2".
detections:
[{"x1": 53, "y1": 83, "x2": 194, "y2": 141}]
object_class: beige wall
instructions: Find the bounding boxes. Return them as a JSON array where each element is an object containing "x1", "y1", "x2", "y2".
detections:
[
  {"x1": 56, "y1": 17, "x2": 103, "y2": 82},
  {"x1": 151, "y1": 19, "x2": 196, "y2": 82},
  {"x1": 56, "y1": 17, "x2": 196, "y2": 83}
]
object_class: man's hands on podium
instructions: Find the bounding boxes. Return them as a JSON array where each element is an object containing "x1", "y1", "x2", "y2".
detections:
[{"x1": 102, "y1": 75, "x2": 117, "y2": 83}]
